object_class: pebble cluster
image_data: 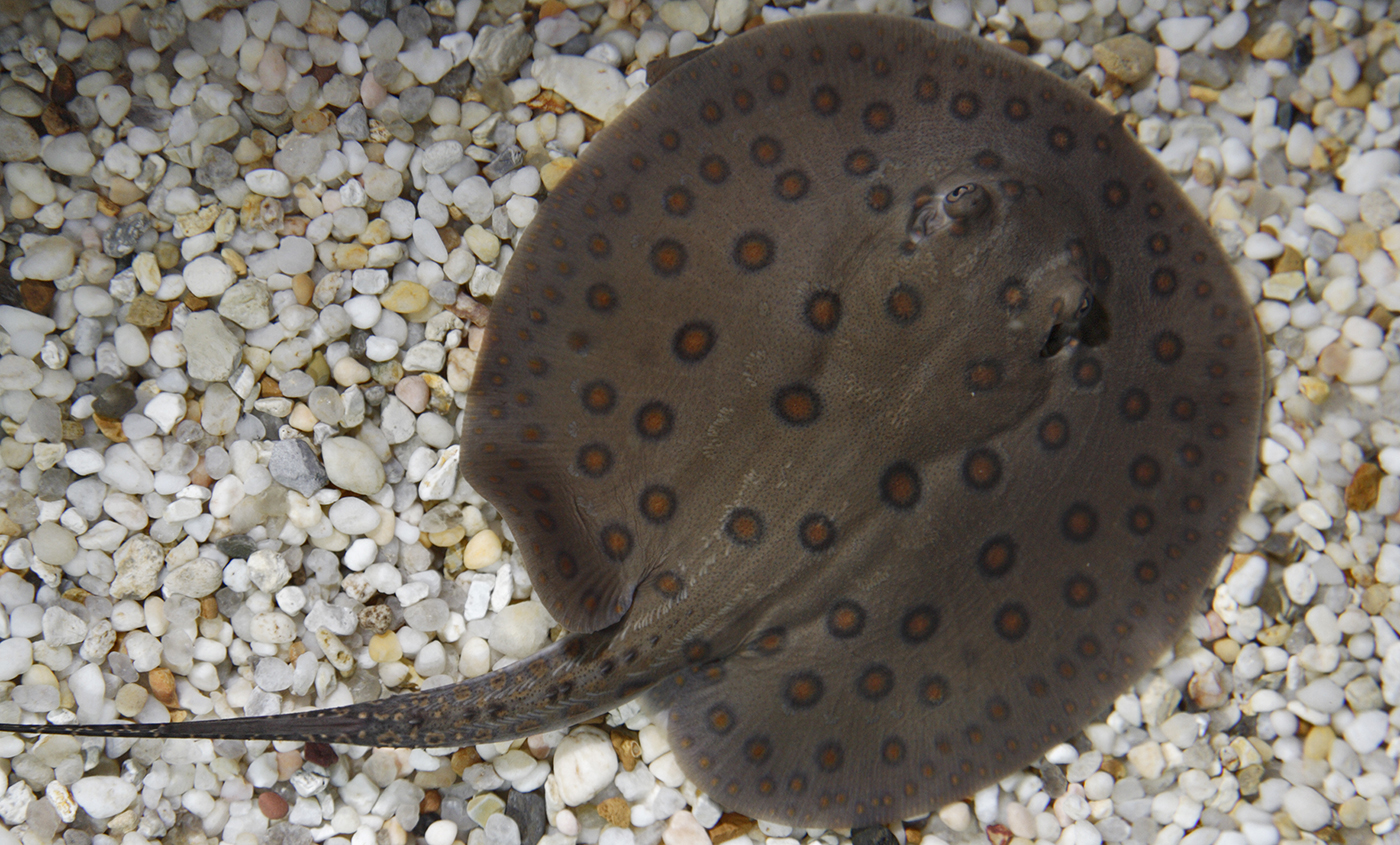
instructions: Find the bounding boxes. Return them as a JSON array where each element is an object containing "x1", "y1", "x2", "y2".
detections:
[{"x1": 0, "y1": 0, "x2": 1396, "y2": 844}]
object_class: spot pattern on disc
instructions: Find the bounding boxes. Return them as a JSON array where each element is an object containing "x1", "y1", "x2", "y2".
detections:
[{"x1": 454, "y1": 14, "x2": 1262, "y2": 830}]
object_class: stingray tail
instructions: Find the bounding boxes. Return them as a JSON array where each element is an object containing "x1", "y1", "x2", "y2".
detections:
[{"x1": 0, "y1": 629, "x2": 657, "y2": 747}]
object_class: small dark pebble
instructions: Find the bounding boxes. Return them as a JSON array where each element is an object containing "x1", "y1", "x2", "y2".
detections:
[
  {"x1": 398, "y1": 86, "x2": 434, "y2": 123},
  {"x1": 397, "y1": 5, "x2": 431, "y2": 41},
  {"x1": 483, "y1": 145, "x2": 525, "y2": 180},
  {"x1": 506, "y1": 790, "x2": 546, "y2": 845},
  {"x1": 102, "y1": 213, "x2": 152, "y2": 258},
  {"x1": 91, "y1": 379, "x2": 137, "y2": 418},
  {"x1": 558, "y1": 32, "x2": 591, "y2": 56},
  {"x1": 49, "y1": 65, "x2": 76, "y2": 105},
  {"x1": 216, "y1": 534, "x2": 258, "y2": 561},
  {"x1": 852, "y1": 827, "x2": 898, "y2": 845},
  {"x1": 268, "y1": 438, "x2": 329, "y2": 498},
  {"x1": 355, "y1": 0, "x2": 390, "y2": 21},
  {"x1": 336, "y1": 102, "x2": 369, "y2": 141},
  {"x1": 302, "y1": 742, "x2": 338, "y2": 767},
  {"x1": 434, "y1": 63, "x2": 472, "y2": 99},
  {"x1": 36, "y1": 467, "x2": 74, "y2": 501},
  {"x1": 257, "y1": 791, "x2": 289, "y2": 820}
]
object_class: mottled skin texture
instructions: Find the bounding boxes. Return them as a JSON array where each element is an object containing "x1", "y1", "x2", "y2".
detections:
[{"x1": 0, "y1": 16, "x2": 1262, "y2": 830}]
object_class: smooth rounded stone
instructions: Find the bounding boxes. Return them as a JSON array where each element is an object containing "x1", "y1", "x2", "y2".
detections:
[
  {"x1": 253, "y1": 657, "x2": 294, "y2": 692},
  {"x1": 1296, "y1": 679, "x2": 1345, "y2": 713},
  {"x1": 201, "y1": 384, "x2": 240, "y2": 436},
  {"x1": 362, "y1": 163, "x2": 403, "y2": 201},
  {"x1": 0, "y1": 85, "x2": 43, "y2": 118},
  {"x1": 5, "y1": 161, "x2": 54, "y2": 204},
  {"x1": 554, "y1": 726, "x2": 618, "y2": 806},
  {"x1": 1157, "y1": 15, "x2": 1213, "y2": 50},
  {"x1": 31, "y1": 523, "x2": 78, "y2": 567},
  {"x1": 0, "y1": 356, "x2": 41, "y2": 390},
  {"x1": 96, "y1": 85, "x2": 132, "y2": 125},
  {"x1": 183, "y1": 255, "x2": 236, "y2": 297},
  {"x1": 20, "y1": 236, "x2": 76, "y2": 281},
  {"x1": 662, "y1": 811, "x2": 708, "y2": 845},
  {"x1": 1341, "y1": 710, "x2": 1388, "y2": 754},
  {"x1": 218, "y1": 280, "x2": 273, "y2": 329},
  {"x1": 423, "y1": 140, "x2": 464, "y2": 174},
  {"x1": 0, "y1": 114, "x2": 40, "y2": 161},
  {"x1": 250, "y1": 611, "x2": 297, "y2": 644},
  {"x1": 403, "y1": 598, "x2": 448, "y2": 633},
  {"x1": 1281, "y1": 786, "x2": 1331, "y2": 831},
  {"x1": 398, "y1": 86, "x2": 434, "y2": 123},
  {"x1": 412, "y1": 220, "x2": 449, "y2": 263},
  {"x1": 328, "y1": 497, "x2": 381, "y2": 534},
  {"x1": 163, "y1": 557, "x2": 223, "y2": 597},
  {"x1": 278, "y1": 237, "x2": 316, "y2": 274},
  {"x1": 71, "y1": 777, "x2": 138, "y2": 819},
  {"x1": 195, "y1": 146, "x2": 238, "y2": 189},
  {"x1": 531, "y1": 55, "x2": 628, "y2": 121},
  {"x1": 322, "y1": 436, "x2": 386, "y2": 495},
  {"x1": 41, "y1": 133, "x2": 96, "y2": 176},
  {"x1": 246, "y1": 168, "x2": 293, "y2": 197},
  {"x1": 488, "y1": 602, "x2": 552, "y2": 659},
  {"x1": 183, "y1": 311, "x2": 242, "y2": 382}
]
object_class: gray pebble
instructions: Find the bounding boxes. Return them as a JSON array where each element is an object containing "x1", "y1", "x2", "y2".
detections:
[
  {"x1": 470, "y1": 22, "x2": 533, "y2": 79},
  {"x1": 102, "y1": 213, "x2": 153, "y2": 258},
  {"x1": 269, "y1": 438, "x2": 329, "y2": 497},
  {"x1": 482, "y1": 145, "x2": 524, "y2": 180},
  {"x1": 195, "y1": 146, "x2": 239, "y2": 189},
  {"x1": 505, "y1": 790, "x2": 545, "y2": 845},
  {"x1": 397, "y1": 5, "x2": 431, "y2": 41},
  {"x1": 0, "y1": 114, "x2": 39, "y2": 161},
  {"x1": 398, "y1": 86, "x2": 434, "y2": 123},
  {"x1": 337, "y1": 102, "x2": 370, "y2": 141}
]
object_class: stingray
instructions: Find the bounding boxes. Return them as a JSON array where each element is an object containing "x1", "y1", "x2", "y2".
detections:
[{"x1": 1, "y1": 14, "x2": 1262, "y2": 829}]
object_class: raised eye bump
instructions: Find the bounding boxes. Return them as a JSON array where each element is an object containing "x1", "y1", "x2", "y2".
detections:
[{"x1": 944, "y1": 183, "x2": 989, "y2": 219}]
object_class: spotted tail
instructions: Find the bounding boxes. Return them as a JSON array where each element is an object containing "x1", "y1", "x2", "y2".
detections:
[{"x1": 0, "y1": 630, "x2": 654, "y2": 746}]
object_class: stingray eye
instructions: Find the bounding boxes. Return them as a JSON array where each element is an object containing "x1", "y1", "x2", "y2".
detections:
[
  {"x1": 1074, "y1": 291, "x2": 1094, "y2": 319},
  {"x1": 944, "y1": 183, "x2": 989, "y2": 220}
]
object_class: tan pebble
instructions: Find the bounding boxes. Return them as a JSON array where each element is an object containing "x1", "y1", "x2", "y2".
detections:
[
  {"x1": 293, "y1": 108, "x2": 331, "y2": 134},
  {"x1": 1362, "y1": 583, "x2": 1389, "y2": 614},
  {"x1": 1301, "y1": 725, "x2": 1334, "y2": 760},
  {"x1": 333, "y1": 242, "x2": 368, "y2": 269},
  {"x1": 132, "y1": 251, "x2": 160, "y2": 292},
  {"x1": 1191, "y1": 156, "x2": 1217, "y2": 187},
  {"x1": 1316, "y1": 341, "x2": 1350, "y2": 377},
  {"x1": 87, "y1": 13, "x2": 121, "y2": 39},
  {"x1": 451, "y1": 747, "x2": 482, "y2": 774},
  {"x1": 1332, "y1": 81, "x2": 1372, "y2": 109},
  {"x1": 709, "y1": 813, "x2": 756, "y2": 844},
  {"x1": 1251, "y1": 23, "x2": 1294, "y2": 59},
  {"x1": 427, "y1": 526, "x2": 465, "y2": 547},
  {"x1": 115, "y1": 683, "x2": 148, "y2": 716},
  {"x1": 289, "y1": 402, "x2": 318, "y2": 431},
  {"x1": 126, "y1": 294, "x2": 166, "y2": 327},
  {"x1": 1187, "y1": 85, "x2": 1219, "y2": 103},
  {"x1": 96, "y1": 193, "x2": 121, "y2": 217},
  {"x1": 305, "y1": 352, "x2": 331, "y2": 385},
  {"x1": 1345, "y1": 463, "x2": 1381, "y2": 511},
  {"x1": 1237, "y1": 764, "x2": 1263, "y2": 796},
  {"x1": 1256, "y1": 622, "x2": 1290, "y2": 646},
  {"x1": 1274, "y1": 245, "x2": 1304, "y2": 274},
  {"x1": 540, "y1": 157, "x2": 576, "y2": 191},
  {"x1": 233, "y1": 137, "x2": 263, "y2": 166},
  {"x1": 1092, "y1": 34, "x2": 1156, "y2": 83},
  {"x1": 220, "y1": 247, "x2": 247, "y2": 275},
  {"x1": 94, "y1": 414, "x2": 126, "y2": 442},
  {"x1": 174, "y1": 206, "x2": 220, "y2": 239},
  {"x1": 368, "y1": 119, "x2": 393, "y2": 143},
  {"x1": 381, "y1": 280, "x2": 430, "y2": 313},
  {"x1": 463, "y1": 529, "x2": 502, "y2": 570},
  {"x1": 260, "y1": 376, "x2": 282, "y2": 398},
  {"x1": 1310, "y1": 135, "x2": 1348, "y2": 172},
  {"x1": 1338, "y1": 224, "x2": 1377, "y2": 260},
  {"x1": 1211, "y1": 637, "x2": 1240, "y2": 663},
  {"x1": 359, "y1": 218, "x2": 392, "y2": 245},
  {"x1": 1297, "y1": 375, "x2": 1329, "y2": 404},
  {"x1": 149, "y1": 667, "x2": 178, "y2": 705},
  {"x1": 107, "y1": 177, "x2": 146, "y2": 206},
  {"x1": 293, "y1": 273, "x2": 314, "y2": 304},
  {"x1": 332, "y1": 356, "x2": 371, "y2": 386},
  {"x1": 596, "y1": 797, "x2": 631, "y2": 828},
  {"x1": 368, "y1": 631, "x2": 403, "y2": 662}
]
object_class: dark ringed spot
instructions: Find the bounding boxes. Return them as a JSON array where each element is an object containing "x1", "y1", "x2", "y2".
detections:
[
  {"x1": 857, "y1": 665, "x2": 894, "y2": 701},
  {"x1": 658, "y1": 129, "x2": 681, "y2": 151},
  {"x1": 654, "y1": 572, "x2": 683, "y2": 597},
  {"x1": 1130, "y1": 456, "x2": 1161, "y2": 488},
  {"x1": 707, "y1": 705, "x2": 735, "y2": 734},
  {"x1": 882, "y1": 738, "x2": 906, "y2": 765},
  {"x1": 1148, "y1": 233, "x2": 1171, "y2": 254},
  {"x1": 743, "y1": 736, "x2": 771, "y2": 765},
  {"x1": 650, "y1": 239, "x2": 686, "y2": 276},
  {"x1": 815, "y1": 741, "x2": 843, "y2": 773},
  {"x1": 1064, "y1": 575, "x2": 1098, "y2": 608},
  {"x1": 811, "y1": 85, "x2": 840, "y2": 115},
  {"x1": 1134, "y1": 561, "x2": 1159, "y2": 583},
  {"x1": 1048, "y1": 126, "x2": 1075, "y2": 153},
  {"x1": 775, "y1": 169, "x2": 809, "y2": 201},
  {"x1": 724, "y1": 508, "x2": 765, "y2": 546},
  {"x1": 914, "y1": 75, "x2": 939, "y2": 102},
  {"x1": 586, "y1": 234, "x2": 609, "y2": 257},
  {"x1": 994, "y1": 603, "x2": 1029, "y2": 641},
  {"x1": 586, "y1": 283, "x2": 617, "y2": 312},
  {"x1": 663, "y1": 186, "x2": 694, "y2": 216},
  {"x1": 986, "y1": 697, "x2": 1010, "y2": 722},
  {"x1": 862, "y1": 101, "x2": 894, "y2": 133},
  {"x1": 580, "y1": 380, "x2": 616, "y2": 415},
  {"x1": 1038, "y1": 413, "x2": 1069, "y2": 449},
  {"x1": 556, "y1": 552, "x2": 578, "y2": 578},
  {"x1": 750, "y1": 136, "x2": 783, "y2": 166},
  {"x1": 733, "y1": 232, "x2": 774, "y2": 271},
  {"x1": 785, "y1": 672, "x2": 824, "y2": 709},
  {"x1": 900, "y1": 605, "x2": 939, "y2": 644},
  {"x1": 1120, "y1": 388, "x2": 1150, "y2": 421},
  {"x1": 699, "y1": 155, "x2": 729, "y2": 184},
  {"x1": 886, "y1": 284, "x2": 922, "y2": 324},
  {"x1": 1061, "y1": 503, "x2": 1098, "y2": 542},
  {"x1": 576, "y1": 443, "x2": 612, "y2": 477},
  {"x1": 845, "y1": 148, "x2": 876, "y2": 176},
  {"x1": 867, "y1": 184, "x2": 893, "y2": 211},
  {"x1": 805, "y1": 291, "x2": 841, "y2": 333},
  {"x1": 879, "y1": 461, "x2": 921, "y2": 510},
  {"x1": 638, "y1": 485, "x2": 677, "y2": 524},
  {"x1": 752, "y1": 628, "x2": 784, "y2": 655},
  {"x1": 599, "y1": 524, "x2": 633, "y2": 561},
  {"x1": 732, "y1": 88, "x2": 754, "y2": 112},
  {"x1": 951, "y1": 92, "x2": 980, "y2": 120},
  {"x1": 977, "y1": 534, "x2": 1015, "y2": 577},
  {"x1": 635, "y1": 402, "x2": 675, "y2": 440},
  {"x1": 919, "y1": 675, "x2": 949, "y2": 707},
  {"x1": 798, "y1": 513, "x2": 836, "y2": 552},
  {"x1": 1103, "y1": 179, "x2": 1128, "y2": 208},
  {"x1": 1000, "y1": 278, "x2": 1028, "y2": 312},
  {"x1": 698, "y1": 99, "x2": 723, "y2": 123},
  {"x1": 1152, "y1": 268, "x2": 1177, "y2": 296},
  {"x1": 767, "y1": 69, "x2": 789, "y2": 95},
  {"x1": 672, "y1": 322, "x2": 716, "y2": 363},
  {"x1": 1126, "y1": 506, "x2": 1154, "y2": 535},
  {"x1": 962, "y1": 448, "x2": 1002, "y2": 491},
  {"x1": 827, "y1": 599, "x2": 865, "y2": 638},
  {"x1": 1171, "y1": 397, "x2": 1196, "y2": 421},
  {"x1": 1077, "y1": 635, "x2": 1101, "y2": 658},
  {"x1": 1004, "y1": 96, "x2": 1029, "y2": 121},
  {"x1": 1153, "y1": 331, "x2": 1184, "y2": 363},
  {"x1": 972, "y1": 150, "x2": 1000, "y2": 170}
]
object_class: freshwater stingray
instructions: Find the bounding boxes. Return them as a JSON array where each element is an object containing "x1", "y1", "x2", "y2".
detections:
[{"x1": 1, "y1": 14, "x2": 1262, "y2": 829}]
